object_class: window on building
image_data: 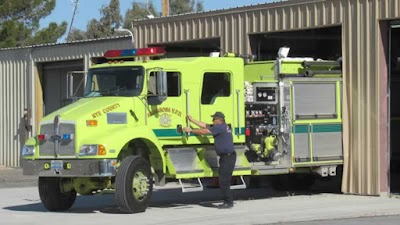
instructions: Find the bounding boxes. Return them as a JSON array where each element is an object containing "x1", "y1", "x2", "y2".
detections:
[{"x1": 201, "y1": 72, "x2": 231, "y2": 104}]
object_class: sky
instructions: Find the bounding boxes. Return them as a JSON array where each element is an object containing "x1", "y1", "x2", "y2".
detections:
[{"x1": 40, "y1": 0, "x2": 272, "y2": 42}]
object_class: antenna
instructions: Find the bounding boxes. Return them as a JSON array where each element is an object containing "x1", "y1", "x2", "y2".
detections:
[
  {"x1": 145, "y1": 0, "x2": 155, "y2": 19},
  {"x1": 67, "y1": 0, "x2": 79, "y2": 41}
]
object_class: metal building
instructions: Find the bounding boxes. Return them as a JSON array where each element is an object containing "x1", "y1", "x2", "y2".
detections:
[
  {"x1": 1, "y1": 0, "x2": 400, "y2": 196},
  {"x1": 0, "y1": 37, "x2": 132, "y2": 168}
]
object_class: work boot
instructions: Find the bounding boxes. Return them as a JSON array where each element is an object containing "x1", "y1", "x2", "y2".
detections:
[{"x1": 218, "y1": 202, "x2": 234, "y2": 209}]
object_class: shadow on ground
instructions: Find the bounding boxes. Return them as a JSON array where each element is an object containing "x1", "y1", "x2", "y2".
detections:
[{"x1": 3, "y1": 176, "x2": 342, "y2": 214}]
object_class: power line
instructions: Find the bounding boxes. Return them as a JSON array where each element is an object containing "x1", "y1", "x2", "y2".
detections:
[{"x1": 67, "y1": 0, "x2": 79, "y2": 41}]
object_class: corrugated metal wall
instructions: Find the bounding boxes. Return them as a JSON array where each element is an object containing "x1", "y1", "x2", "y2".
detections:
[
  {"x1": 0, "y1": 49, "x2": 29, "y2": 167},
  {"x1": 0, "y1": 37, "x2": 131, "y2": 167},
  {"x1": 133, "y1": 0, "x2": 343, "y2": 52},
  {"x1": 132, "y1": 0, "x2": 400, "y2": 195},
  {"x1": 341, "y1": 0, "x2": 399, "y2": 195}
]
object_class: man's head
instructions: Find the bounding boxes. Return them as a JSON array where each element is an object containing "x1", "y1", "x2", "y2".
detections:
[{"x1": 211, "y1": 111, "x2": 225, "y2": 124}]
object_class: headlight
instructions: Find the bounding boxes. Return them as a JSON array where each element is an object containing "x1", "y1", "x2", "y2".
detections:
[
  {"x1": 22, "y1": 145, "x2": 35, "y2": 156},
  {"x1": 79, "y1": 145, "x2": 98, "y2": 156},
  {"x1": 79, "y1": 144, "x2": 106, "y2": 156}
]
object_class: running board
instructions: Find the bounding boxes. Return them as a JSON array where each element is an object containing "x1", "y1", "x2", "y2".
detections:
[
  {"x1": 179, "y1": 178, "x2": 204, "y2": 193},
  {"x1": 230, "y1": 176, "x2": 247, "y2": 190}
]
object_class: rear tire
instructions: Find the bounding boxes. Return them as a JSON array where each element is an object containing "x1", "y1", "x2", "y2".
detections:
[
  {"x1": 115, "y1": 155, "x2": 153, "y2": 213},
  {"x1": 38, "y1": 177, "x2": 76, "y2": 211}
]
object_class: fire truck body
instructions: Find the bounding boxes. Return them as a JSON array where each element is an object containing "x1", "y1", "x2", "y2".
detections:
[{"x1": 21, "y1": 47, "x2": 343, "y2": 213}]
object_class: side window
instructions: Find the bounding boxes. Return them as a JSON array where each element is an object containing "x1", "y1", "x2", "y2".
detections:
[
  {"x1": 201, "y1": 72, "x2": 231, "y2": 104},
  {"x1": 149, "y1": 71, "x2": 180, "y2": 96}
]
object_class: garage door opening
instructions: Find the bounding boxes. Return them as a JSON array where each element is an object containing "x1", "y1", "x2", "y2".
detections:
[
  {"x1": 150, "y1": 38, "x2": 220, "y2": 58},
  {"x1": 38, "y1": 60, "x2": 84, "y2": 116},
  {"x1": 249, "y1": 26, "x2": 342, "y2": 61},
  {"x1": 389, "y1": 23, "x2": 400, "y2": 193}
]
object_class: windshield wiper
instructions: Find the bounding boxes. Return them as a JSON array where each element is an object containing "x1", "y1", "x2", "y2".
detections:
[{"x1": 86, "y1": 90, "x2": 117, "y2": 97}]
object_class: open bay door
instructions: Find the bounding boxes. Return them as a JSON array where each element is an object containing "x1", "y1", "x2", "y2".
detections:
[
  {"x1": 41, "y1": 60, "x2": 85, "y2": 115},
  {"x1": 389, "y1": 22, "x2": 400, "y2": 193}
]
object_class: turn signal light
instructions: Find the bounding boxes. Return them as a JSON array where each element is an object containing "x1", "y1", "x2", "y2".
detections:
[
  {"x1": 98, "y1": 145, "x2": 106, "y2": 155},
  {"x1": 87, "y1": 120, "x2": 98, "y2": 127},
  {"x1": 37, "y1": 134, "x2": 46, "y2": 141}
]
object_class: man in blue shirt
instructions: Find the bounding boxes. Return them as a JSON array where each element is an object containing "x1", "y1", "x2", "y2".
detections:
[{"x1": 183, "y1": 111, "x2": 236, "y2": 209}]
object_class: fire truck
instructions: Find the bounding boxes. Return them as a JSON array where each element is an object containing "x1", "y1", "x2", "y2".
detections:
[{"x1": 21, "y1": 47, "x2": 343, "y2": 213}]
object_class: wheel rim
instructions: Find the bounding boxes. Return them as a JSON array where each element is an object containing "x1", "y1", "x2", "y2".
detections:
[{"x1": 132, "y1": 170, "x2": 149, "y2": 201}]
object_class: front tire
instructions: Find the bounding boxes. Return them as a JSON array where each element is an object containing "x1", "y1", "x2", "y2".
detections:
[
  {"x1": 38, "y1": 177, "x2": 77, "y2": 211},
  {"x1": 115, "y1": 156, "x2": 153, "y2": 213}
]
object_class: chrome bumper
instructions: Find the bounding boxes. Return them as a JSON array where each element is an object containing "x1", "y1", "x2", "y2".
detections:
[{"x1": 22, "y1": 159, "x2": 117, "y2": 177}]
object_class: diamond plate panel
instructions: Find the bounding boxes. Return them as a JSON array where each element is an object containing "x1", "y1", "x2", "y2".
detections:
[{"x1": 167, "y1": 148, "x2": 200, "y2": 173}]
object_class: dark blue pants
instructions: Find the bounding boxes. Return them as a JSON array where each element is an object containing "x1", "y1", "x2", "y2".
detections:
[{"x1": 218, "y1": 152, "x2": 236, "y2": 204}]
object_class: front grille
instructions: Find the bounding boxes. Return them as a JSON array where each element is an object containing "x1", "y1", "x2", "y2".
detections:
[{"x1": 39, "y1": 123, "x2": 76, "y2": 156}]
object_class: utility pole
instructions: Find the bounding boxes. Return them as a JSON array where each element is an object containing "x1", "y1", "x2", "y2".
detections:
[{"x1": 162, "y1": 0, "x2": 169, "y2": 16}]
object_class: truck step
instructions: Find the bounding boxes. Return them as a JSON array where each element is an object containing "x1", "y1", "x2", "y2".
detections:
[
  {"x1": 179, "y1": 178, "x2": 204, "y2": 193},
  {"x1": 230, "y1": 176, "x2": 247, "y2": 190}
]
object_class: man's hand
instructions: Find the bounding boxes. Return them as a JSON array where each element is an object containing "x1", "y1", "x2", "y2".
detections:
[
  {"x1": 186, "y1": 115, "x2": 207, "y2": 128},
  {"x1": 182, "y1": 127, "x2": 192, "y2": 133}
]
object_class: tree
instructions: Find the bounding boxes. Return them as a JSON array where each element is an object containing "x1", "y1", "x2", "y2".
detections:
[
  {"x1": 66, "y1": 28, "x2": 87, "y2": 42},
  {"x1": 123, "y1": 1, "x2": 157, "y2": 29},
  {"x1": 195, "y1": 1, "x2": 204, "y2": 12},
  {"x1": 85, "y1": 0, "x2": 122, "y2": 39},
  {"x1": 27, "y1": 22, "x2": 67, "y2": 45},
  {"x1": 169, "y1": 0, "x2": 204, "y2": 15},
  {"x1": 86, "y1": 19, "x2": 104, "y2": 39},
  {"x1": 0, "y1": 0, "x2": 67, "y2": 48}
]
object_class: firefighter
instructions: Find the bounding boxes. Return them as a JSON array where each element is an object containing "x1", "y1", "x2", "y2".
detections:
[{"x1": 183, "y1": 112, "x2": 236, "y2": 209}]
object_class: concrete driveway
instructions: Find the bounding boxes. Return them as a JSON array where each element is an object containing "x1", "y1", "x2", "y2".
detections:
[{"x1": 1, "y1": 166, "x2": 400, "y2": 225}]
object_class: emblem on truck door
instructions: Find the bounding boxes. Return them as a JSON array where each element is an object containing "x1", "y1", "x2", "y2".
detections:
[{"x1": 159, "y1": 113, "x2": 172, "y2": 127}]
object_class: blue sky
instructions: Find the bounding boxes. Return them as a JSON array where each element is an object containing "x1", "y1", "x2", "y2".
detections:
[{"x1": 40, "y1": 0, "x2": 271, "y2": 42}]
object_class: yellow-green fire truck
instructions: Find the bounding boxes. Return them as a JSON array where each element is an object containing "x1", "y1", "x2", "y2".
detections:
[{"x1": 21, "y1": 47, "x2": 343, "y2": 213}]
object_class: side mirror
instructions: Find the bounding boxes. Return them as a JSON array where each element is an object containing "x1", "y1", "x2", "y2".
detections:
[
  {"x1": 66, "y1": 71, "x2": 86, "y2": 102},
  {"x1": 156, "y1": 70, "x2": 167, "y2": 96},
  {"x1": 148, "y1": 70, "x2": 167, "y2": 105}
]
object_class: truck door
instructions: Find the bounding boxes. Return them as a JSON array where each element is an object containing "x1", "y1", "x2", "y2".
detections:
[
  {"x1": 199, "y1": 72, "x2": 234, "y2": 127},
  {"x1": 147, "y1": 71, "x2": 185, "y2": 140}
]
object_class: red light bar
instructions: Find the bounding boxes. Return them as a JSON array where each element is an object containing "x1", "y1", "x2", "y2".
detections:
[
  {"x1": 137, "y1": 47, "x2": 166, "y2": 56},
  {"x1": 103, "y1": 47, "x2": 166, "y2": 59},
  {"x1": 104, "y1": 50, "x2": 123, "y2": 58}
]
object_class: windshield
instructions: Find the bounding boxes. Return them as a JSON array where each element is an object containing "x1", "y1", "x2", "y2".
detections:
[{"x1": 84, "y1": 66, "x2": 144, "y2": 97}]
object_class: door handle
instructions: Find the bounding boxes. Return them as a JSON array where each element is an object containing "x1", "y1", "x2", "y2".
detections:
[{"x1": 177, "y1": 124, "x2": 183, "y2": 134}]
